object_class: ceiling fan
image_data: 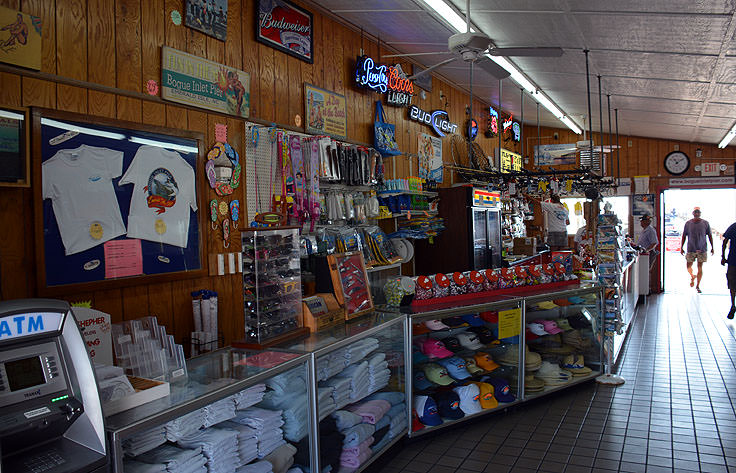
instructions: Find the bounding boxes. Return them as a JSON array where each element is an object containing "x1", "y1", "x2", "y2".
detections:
[{"x1": 383, "y1": 0, "x2": 564, "y2": 81}]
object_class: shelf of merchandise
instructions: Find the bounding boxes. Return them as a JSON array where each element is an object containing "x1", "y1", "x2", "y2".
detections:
[
  {"x1": 377, "y1": 189, "x2": 438, "y2": 198},
  {"x1": 105, "y1": 347, "x2": 313, "y2": 472},
  {"x1": 282, "y1": 312, "x2": 410, "y2": 473},
  {"x1": 402, "y1": 284, "x2": 603, "y2": 437},
  {"x1": 366, "y1": 262, "x2": 403, "y2": 273}
]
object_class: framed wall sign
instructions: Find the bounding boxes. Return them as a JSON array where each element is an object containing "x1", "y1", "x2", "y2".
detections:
[
  {"x1": 256, "y1": 0, "x2": 313, "y2": 63},
  {"x1": 304, "y1": 83, "x2": 347, "y2": 139},
  {"x1": 161, "y1": 47, "x2": 250, "y2": 118},
  {"x1": 0, "y1": 105, "x2": 30, "y2": 187},
  {"x1": 184, "y1": 0, "x2": 228, "y2": 41},
  {"x1": 32, "y1": 109, "x2": 207, "y2": 295}
]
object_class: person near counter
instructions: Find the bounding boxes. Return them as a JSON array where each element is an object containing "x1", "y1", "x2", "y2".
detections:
[
  {"x1": 636, "y1": 215, "x2": 659, "y2": 270},
  {"x1": 525, "y1": 193, "x2": 570, "y2": 251},
  {"x1": 721, "y1": 220, "x2": 736, "y2": 319},
  {"x1": 573, "y1": 221, "x2": 593, "y2": 257},
  {"x1": 680, "y1": 208, "x2": 714, "y2": 294}
]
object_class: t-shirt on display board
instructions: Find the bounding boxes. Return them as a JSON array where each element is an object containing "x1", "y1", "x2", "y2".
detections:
[{"x1": 39, "y1": 116, "x2": 201, "y2": 288}]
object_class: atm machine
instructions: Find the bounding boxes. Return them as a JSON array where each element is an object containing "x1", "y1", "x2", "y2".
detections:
[{"x1": 0, "y1": 299, "x2": 107, "y2": 473}]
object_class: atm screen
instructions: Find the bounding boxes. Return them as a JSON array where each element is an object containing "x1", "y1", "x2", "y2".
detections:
[{"x1": 5, "y1": 356, "x2": 45, "y2": 392}]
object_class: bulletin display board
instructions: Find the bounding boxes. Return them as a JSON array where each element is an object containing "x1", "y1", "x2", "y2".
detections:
[{"x1": 32, "y1": 109, "x2": 207, "y2": 294}]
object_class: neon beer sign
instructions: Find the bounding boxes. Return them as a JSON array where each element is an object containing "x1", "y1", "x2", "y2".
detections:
[
  {"x1": 409, "y1": 105, "x2": 458, "y2": 137},
  {"x1": 355, "y1": 55, "x2": 414, "y2": 106}
]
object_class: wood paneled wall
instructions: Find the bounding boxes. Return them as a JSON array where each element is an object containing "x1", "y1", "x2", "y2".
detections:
[{"x1": 0, "y1": 0, "x2": 732, "y2": 336}]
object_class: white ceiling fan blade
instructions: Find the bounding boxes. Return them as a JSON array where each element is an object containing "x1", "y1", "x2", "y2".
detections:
[
  {"x1": 488, "y1": 47, "x2": 564, "y2": 57},
  {"x1": 408, "y1": 57, "x2": 458, "y2": 80},
  {"x1": 382, "y1": 51, "x2": 453, "y2": 58},
  {"x1": 476, "y1": 58, "x2": 510, "y2": 80}
]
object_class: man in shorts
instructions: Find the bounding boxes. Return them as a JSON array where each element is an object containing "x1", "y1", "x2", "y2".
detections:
[
  {"x1": 721, "y1": 220, "x2": 736, "y2": 319},
  {"x1": 680, "y1": 208, "x2": 714, "y2": 293}
]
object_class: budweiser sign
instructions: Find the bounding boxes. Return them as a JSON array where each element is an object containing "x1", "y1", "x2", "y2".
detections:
[{"x1": 256, "y1": 0, "x2": 313, "y2": 63}]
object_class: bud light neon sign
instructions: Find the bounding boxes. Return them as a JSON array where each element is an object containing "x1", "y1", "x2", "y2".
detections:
[{"x1": 409, "y1": 105, "x2": 458, "y2": 137}]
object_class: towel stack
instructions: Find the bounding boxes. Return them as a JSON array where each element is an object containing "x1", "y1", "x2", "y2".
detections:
[
  {"x1": 177, "y1": 428, "x2": 240, "y2": 473},
  {"x1": 122, "y1": 460, "x2": 167, "y2": 473},
  {"x1": 123, "y1": 425, "x2": 168, "y2": 457},
  {"x1": 320, "y1": 376, "x2": 352, "y2": 410},
  {"x1": 234, "y1": 384, "x2": 267, "y2": 410},
  {"x1": 367, "y1": 354, "x2": 391, "y2": 392},
  {"x1": 134, "y1": 444, "x2": 207, "y2": 473},
  {"x1": 365, "y1": 392, "x2": 409, "y2": 453},
  {"x1": 317, "y1": 387, "x2": 337, "y2": 420},
  {"x1": 259, "y1": 369, "x2": 309, "y2": 442},
  {"x1": 339, "y1": 423, "x2": 375, "y2": 469},
  {"x1": 235, "y1": 460, "x2": 273, "y2": 473},
  {"x1": 220, "y1": 421, "x2": 259, "y2": 465},
  {"x1": 316, "y1": 347, "x2": 348, "y2": 381},
  {"x1": 230, "y1": 407, "x2": 286, "y2": 458},
  {"x1": 265, "y1": 369, "x2": 306, "y2": 395},
  {"x1": 202, "y1": 395, "x2": 237, "y2": 428},
  {"x1": 337, "y1": 361, "x2": 370, "y2": 401},
  {"x1": 344, "y1": 338, "x2": 379, "y2": 364},
  {"x1": 165, "y1": 408, "x2": 205, "y2": 442},
  {"x1": 262, "y1": 443, "x2": 297, "y2": 473}
]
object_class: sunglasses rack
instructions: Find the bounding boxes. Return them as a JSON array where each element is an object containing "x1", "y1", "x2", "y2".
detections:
[{"x1": 239, "y1": 227, "x2": 307, "y2": 347}]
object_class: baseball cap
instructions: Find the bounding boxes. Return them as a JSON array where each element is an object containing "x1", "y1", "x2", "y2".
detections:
[
  {"x1": 488, "y1": 378, "x2": 516, "y2": 402},
  {"x1": 420, "y1": 338, "x2": 454, "y2": 359},
  {"x1": 468, "y1": 325, "x2": 496, "y2": 344},
  {"x1": 452, "y1": 384, "x2": 483, "y2": 415},
  {"x1": 414, "y1": 395, "x2": 443, "y2": 426},
  {"x1": 444, "y1": 316, "x2": 467, "y2": 327},
  {"x1": 556, "y1": 318, "x2": 573, "y2": 331},
  {"x1": 423, "y1": 363, "x2": 454, "y2": 386},
  {"x1": 414, "y1": 369, "x2": 434, "y2": 390},
  {"x1": 526, "y1": 322, "x2": 547, "y2": 336},
  {"x1": 461, "y1": 314, "x2": 485, "y2": 327},
  {"x1": 525, "y1": 327, "x2": 540, "y2": 341},
  {"x1": 425, "y1": 319, "x2": 450, "y2": 330},
  {"x1": 442, "y1": 337, "x2": 462, "y2": 352},
  {"x1": 437, "y1": 356, "x2": 472, "y2": 380},
  {"x1": 474, "y1": 352, "x2": 500, "y2": 372},
  {"x1": 412, "y1": 409, "x2": 425, "y2": 431},
  {"x1": 463, "y1": 357, "x2": 484, "y2": 375},
  {"x1": 434, "y1": 390, "x2": 464, "y2": 419},
  {"x1": 537, "y1": 319, "x2": 563, "y2": 335},
  {"x1": 468, "y1": 381, "x2": 498, "y2": 409},
  {"x1": 413, "y1": 323, "x2": 430, "y2": 335},
  {"x1": 479, "y1": 311, "x2": 498, "y2": 323},
  {"x1": 639, "y1": 214, "x2": 651, "y2": 221},
  {"x1": 457, "y1": 332, "x2": 484, "y2": 350}
]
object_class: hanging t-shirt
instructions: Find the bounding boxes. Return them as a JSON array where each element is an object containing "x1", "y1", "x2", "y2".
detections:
[
  {"x1": 42, "y1": 145, "x2": 126, "y2": 255},
  {"x1": 540, "y1": 201, "x2": 569, "y2": 233},
  {"x1": 119, "y1": 145, "x2": 197, "y2": 248}
]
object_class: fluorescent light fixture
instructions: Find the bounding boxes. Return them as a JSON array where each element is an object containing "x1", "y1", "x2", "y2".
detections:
[
  {"x1": 130, "y1": 137, "x2": 199, "y2": 154},
  {"x1": 416, "y1": 0, "x2": 474, "y2": 33},
  {"x1": 0, "y1": 110, "x2": 24, "y2": 121},
  {"x1": 41, "y1": 118, "x2": 126, "y2": 140},
  {"x1": 718, "y1": 124, "x2": 736, "y2": 148},
  {"x1": 417, "y1": 0, "x2": 582, "y2": 134}
]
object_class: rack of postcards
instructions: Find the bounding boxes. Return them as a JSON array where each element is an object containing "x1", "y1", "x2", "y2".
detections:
[{"x1": 596, "y1": 213, "x2": 625, "y2": 373}]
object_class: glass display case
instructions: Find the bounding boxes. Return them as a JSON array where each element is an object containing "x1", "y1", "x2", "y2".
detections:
[
  {"x1": 241, "y1": 227, "x2": 303, "y2": 344},
  {"x1": 402, "y1": 284, "x2": 603, "y2": 436},
  {"x1": 521, "y1": 285, "x2": 603, "y2": 400},
  {"x1": 405, "y1": 295, "x2": 524, "y2": 436},
  {"x1": 106, "y1": 347, "x2": 314, "y2": 472},
  {"x1": 284, "y1": 312, "x2": 409, "y2": 473}
]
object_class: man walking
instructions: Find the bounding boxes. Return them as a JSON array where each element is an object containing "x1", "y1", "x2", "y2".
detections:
[
  {"x1": 680, "y1": 208, "x2": 714, "y2": 293},
  {"x1": 721, "y1": 220, "x2": 736, "y2": 319},
  {"x1": 637, "y1": 215, "x2": 659, "y2": 270}
]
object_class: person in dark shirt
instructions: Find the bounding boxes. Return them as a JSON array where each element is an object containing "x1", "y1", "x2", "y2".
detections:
[{"x1": 721, "y1": 221, "x2": 736, "y2": 319}]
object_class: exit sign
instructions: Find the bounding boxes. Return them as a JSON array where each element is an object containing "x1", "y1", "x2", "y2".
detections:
[{"x1": 701, "y1": 162, "x2": 720, "y2": 176}]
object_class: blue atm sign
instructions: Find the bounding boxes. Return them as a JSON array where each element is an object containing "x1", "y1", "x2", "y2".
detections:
[{"x1": 0, "y1": 312, "x2": 63, "y2": 340}]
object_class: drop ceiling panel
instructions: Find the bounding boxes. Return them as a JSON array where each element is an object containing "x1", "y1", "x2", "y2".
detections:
[{"x1": 704, "y1": 102, "x2": 736, "y2": 118}]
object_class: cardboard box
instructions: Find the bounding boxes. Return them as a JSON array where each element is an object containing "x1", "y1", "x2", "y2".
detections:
[{"x1": 513, "y1": 237, "x2": 537, "y2": 256}]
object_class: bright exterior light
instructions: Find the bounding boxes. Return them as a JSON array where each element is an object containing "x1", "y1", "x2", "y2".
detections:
[
  {"x1": 417, "y1": 0, "x2": 471, "y2": 33},
  {"x1": 718, "y1": 125, "x2": 736, "y2": 148}
]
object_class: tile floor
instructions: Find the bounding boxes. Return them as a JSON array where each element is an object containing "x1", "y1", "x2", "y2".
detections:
[{"x1": 368, "y1": 292, "x2": 736, "y2": 473}]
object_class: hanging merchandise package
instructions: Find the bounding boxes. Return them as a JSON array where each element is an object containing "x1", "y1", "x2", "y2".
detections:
[
  {"x1": 344, "y1": 192, "x2": 355, "y2": 220},
  {"x1": 338, "y1": 227, "x2": 362, "y2": 253},
  {"x1": 374, "y1": 101, "x2": 402, "y2": 157},
  {"x1": 365, "y1": 191, "x2": 380, "y2": 218},
  {"x1": 356, "y1": 228, "x2": 377, "y2": 266},
  {"x1": 365, "y1": 226, "x2": 401, "y2": 264},
  {"x1": 353, "y1": 192, "x2": 367, "y2": 224}
]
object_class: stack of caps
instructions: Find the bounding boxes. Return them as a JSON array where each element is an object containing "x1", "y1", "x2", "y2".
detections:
[
  {"x1": 509, "y1": 373, "x2": 545, "y2": 393},
  {"x1": 434, "y1": 390, "x2": 464, "y2": 420},
  {"x1": 414, "y1": 395, "x2": 442, "y2": 426},
  {"x1": 486, "y1": 378, "x2": 515, "y2": 402},
  {"x1": 177, "y1": 428, "x2": 240, "y2": 473},
  {"x1": 535, "y1": 361, "x2": 573, "y2": 386},
  {"x1": 436, "y1": 357, "x2": 471, "y2": 381},
  {"x1": 133, "y1": 444, "x2": 207, "y2": 473},
  {"x1": 230, "y1": 407, "x2": 286, "y2": 458},
  {"x1": 562, "y1": 355, "x2": 593, "y2": 376},
  {"x1": 220, "y1": 421, "x2": 259, "y2": 465},
  {"x1": 166, "y1": 408, "x2": 205, "y2": 442},
  {"x1": 421, "y1": 363, "x2": 453, "y2": 386},
  {"x1": 233, "y1": 384, "x2": 267, "y2": 410},
  {"x1": 473, "y1": 352, "x2": 500, "y2": 373},
  {"x1": 202, "y1": 395, "x2": 237, "y2": 428},
  {"x1": 123, "y1": 425, "x2": 168, "y2": 457},
  {"x1": 496, "y1": 345, "x2": 542, "y2": 371},
  {"x1": 367, "y1": 353, "x2": 391, "y2": 392},
  {"x1": 452, "y1": 384, "x2": 483, "y2": 415},
  {"x1": 467, "y1": 381, "x2": 498, "y2": 409},
  {"x1": 419, "y1": 338, "x2": 453, "y2": 359}
]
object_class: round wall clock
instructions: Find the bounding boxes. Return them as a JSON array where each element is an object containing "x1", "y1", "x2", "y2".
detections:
[{"x1": 664, "y1": 151, "x2": 690, "y2": 175}]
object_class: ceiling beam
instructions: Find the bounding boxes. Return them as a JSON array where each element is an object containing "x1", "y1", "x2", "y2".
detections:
[{"x1": 689, "y1": 4, "x2": 736, "y2": 143}]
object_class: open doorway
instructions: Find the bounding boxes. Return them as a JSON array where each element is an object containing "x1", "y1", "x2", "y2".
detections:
[{"x1": 661, "y1": 188, "x2": 736, "y2": 294}]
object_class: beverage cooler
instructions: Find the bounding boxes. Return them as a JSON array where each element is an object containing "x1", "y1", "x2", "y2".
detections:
[{"x1": 415, "y1": 186, "x2": 502, "y2": 274}]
